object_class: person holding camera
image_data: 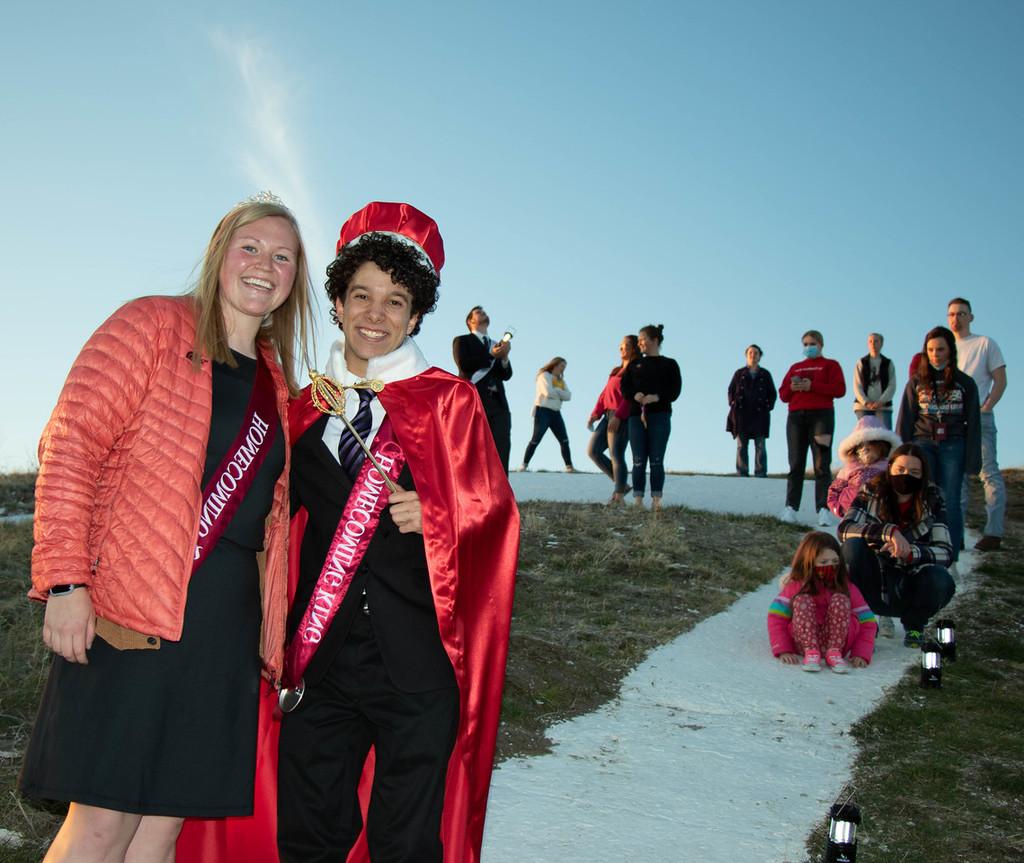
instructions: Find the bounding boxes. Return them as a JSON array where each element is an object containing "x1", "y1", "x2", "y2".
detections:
[{"x1": 453, "y1": 306, "x2": 513, "y2": 472}]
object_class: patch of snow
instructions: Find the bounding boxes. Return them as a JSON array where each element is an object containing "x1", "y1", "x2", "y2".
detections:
[
  {"x1": 0, "y1": 513, "x2": 32, "y2": 525},
  {"x1": 0, "y1": 828, "x2": 25, "y2": 848}
]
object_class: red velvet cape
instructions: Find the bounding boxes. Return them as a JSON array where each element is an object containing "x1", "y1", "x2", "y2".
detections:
[{"x1": 177, "y1": 367, "x2": 519, "y2": 862}]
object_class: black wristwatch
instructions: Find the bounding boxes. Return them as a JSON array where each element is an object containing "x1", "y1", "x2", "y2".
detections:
[{"x1": 49, "y1": 583, "x2": 87, "y2": 597}]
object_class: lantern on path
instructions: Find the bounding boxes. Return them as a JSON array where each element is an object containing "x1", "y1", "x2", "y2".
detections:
[
  {"x1": 936, "y1": 619, "x2": 957, "y2": 662},
  {"x1": 825, "y1": 800, "x2": 861, "y2": 863},
  {"x1": 920, "y1": 640, "x2": 942, "y2": 689}
]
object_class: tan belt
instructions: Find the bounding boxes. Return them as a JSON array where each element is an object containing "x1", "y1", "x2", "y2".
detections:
[{"x1": 95, "y1": 617, "x2": 161, "y2": 651}]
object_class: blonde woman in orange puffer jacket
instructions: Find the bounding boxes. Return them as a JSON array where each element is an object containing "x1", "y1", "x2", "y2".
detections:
[{"x1": 19, "y1": 196, "x2": 314, "y2": 863}]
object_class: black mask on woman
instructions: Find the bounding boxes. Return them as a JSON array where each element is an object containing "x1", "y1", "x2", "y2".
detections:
[{"x1": 890, "y1": 473, "x2": 923, "y2": 495}]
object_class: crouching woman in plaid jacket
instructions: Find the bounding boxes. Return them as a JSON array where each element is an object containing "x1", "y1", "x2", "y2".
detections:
[{"x1": 838, "y1": 442, "x2": 956, "y2": 649}]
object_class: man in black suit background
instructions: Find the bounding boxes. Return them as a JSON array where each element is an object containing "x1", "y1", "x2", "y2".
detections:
[{"x1": 452, "y1": 306, "x2": 513, "y2": 472}]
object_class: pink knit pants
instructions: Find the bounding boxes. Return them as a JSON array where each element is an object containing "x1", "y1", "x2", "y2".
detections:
[{"x1": 791, "y1": 593, "x2": 851, "y2": 653}]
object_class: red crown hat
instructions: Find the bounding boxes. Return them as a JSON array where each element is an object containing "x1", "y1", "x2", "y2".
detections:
[{"x1": 336, "y1": 201, "x2": 444, "y2": 275}]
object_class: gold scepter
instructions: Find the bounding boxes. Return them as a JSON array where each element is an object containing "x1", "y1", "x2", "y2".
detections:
[{"x1": 309, "y1": 370, "x2": 400, "y2": 493}]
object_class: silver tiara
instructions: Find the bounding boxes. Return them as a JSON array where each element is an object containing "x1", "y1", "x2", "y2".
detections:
[{"x1": 235, "y1": 190, "x2": 288, "y2": 209}]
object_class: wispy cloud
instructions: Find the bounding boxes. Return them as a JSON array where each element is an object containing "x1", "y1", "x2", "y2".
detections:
[{"x1": 212, "y1": 33, "x2": 330, "y2": 346}]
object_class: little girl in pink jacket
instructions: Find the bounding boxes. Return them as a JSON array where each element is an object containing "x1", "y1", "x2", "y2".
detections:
[
  {"x1": 827, "y1": 415, "x2": 902, "y2": 518},
  {"x1": 767, "y1": 531, "x2": 877, "y2": 673}
]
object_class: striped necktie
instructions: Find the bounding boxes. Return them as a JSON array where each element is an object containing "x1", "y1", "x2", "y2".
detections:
[{"x1": 337, "y1": 388, "x2": 376, "y2": 478}]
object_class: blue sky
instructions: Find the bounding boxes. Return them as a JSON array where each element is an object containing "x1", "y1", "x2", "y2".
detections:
[{"x1": 2, "y1": 2, "x2": 1020, "y2": 476}]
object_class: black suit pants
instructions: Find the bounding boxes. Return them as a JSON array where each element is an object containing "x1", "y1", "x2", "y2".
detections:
[
  {"x1": 485, "y1": 407, "x2": 512, "y2": 474},
  {"x1": 277, "y1": 612, "x2": 460, "y2": 863}
]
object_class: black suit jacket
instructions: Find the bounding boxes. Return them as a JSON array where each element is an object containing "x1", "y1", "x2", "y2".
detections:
[
  {"x1": 452, "y1": 333, "x2": 513, "y2": 416},
  {"x1": 289, "y1": 415, "x2": 456, "y2": 692}
]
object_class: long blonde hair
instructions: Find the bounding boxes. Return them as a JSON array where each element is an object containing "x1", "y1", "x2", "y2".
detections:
[
  {"x1": 189, "y1": 201, "x2": 314, "y2": 395},
  {"x1": 538, "y1": 356, "x2": 567, "y2": 377}
]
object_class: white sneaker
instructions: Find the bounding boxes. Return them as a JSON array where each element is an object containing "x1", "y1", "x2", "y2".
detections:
[
  {"x1": 817, "y1": 509, "x2": 833, "y2": 527},
  {"x1": 780, "y1": 506, "x2": 798, "y2": 524},
  {"x1": 877, "y1": 616, "x2": 895, "y2": 638}
]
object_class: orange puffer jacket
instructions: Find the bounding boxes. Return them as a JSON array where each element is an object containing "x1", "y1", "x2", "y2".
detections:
[{"x1": 30, "y1": 295, "x2": 290, "y2": 679}]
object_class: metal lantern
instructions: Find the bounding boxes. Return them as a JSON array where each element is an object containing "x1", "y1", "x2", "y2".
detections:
[
  {"x1": 920, "y1": 640, "x2": 943, "y2": 689},
  {"x1": 936, "y1": 618, "x2": 957, "y2": 662},
  {"x1": 825, "y1": 801, "x2": 861, "y2": 863}
]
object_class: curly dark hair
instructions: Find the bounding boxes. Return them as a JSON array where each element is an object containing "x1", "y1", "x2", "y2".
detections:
[{"x1": 325, "y1": 233, "x2": 439, "y2": 336}]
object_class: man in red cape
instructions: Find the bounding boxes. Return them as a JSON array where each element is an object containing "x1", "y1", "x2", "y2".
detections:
[{"x1": 177, "y1": 202, "x2": 518, "y2": 862}]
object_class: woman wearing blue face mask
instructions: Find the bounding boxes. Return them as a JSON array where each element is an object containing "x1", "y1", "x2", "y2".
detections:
[
  {"x1": 779, "y1": 330, "x2": 846, "y2": 526},
  {"x1": 896, "y1": 326, "x2": 981, "y2": 561}
]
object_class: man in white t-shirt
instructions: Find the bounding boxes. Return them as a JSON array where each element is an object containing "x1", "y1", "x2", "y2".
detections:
[{"x1": 948, "y1": 297, "x2": 1008, "y2": 551}]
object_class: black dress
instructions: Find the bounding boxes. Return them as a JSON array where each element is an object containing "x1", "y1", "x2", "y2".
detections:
[{"x1": 20, "y1": 352, "x2": 284, "y2": 817}]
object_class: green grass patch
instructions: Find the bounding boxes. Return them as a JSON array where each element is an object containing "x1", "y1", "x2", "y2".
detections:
[{"x1": 0, "y1": 473, "x2": 35, "y2": 516}]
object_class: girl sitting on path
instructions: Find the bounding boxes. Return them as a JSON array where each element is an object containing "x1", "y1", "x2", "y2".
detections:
[{"x1": 768, "y1": 531, "x2": 877, "y2": 673}]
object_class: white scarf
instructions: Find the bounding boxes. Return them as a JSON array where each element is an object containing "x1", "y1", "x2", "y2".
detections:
[{"x1": 321, "y1": 334, "x2": 429, "y2": 459}]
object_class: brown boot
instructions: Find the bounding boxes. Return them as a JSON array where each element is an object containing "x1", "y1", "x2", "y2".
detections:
[{"x1": 974, "y1": 535, "x2": 1002, "y2": 552}]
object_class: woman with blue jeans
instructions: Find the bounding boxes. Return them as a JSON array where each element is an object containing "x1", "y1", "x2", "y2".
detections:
[
  {"x1": 896, "y1": 326, "x2": 981, "y2": 562},
  {"x1": 620, "y1": 324, "x2": 682, "y2": 511},
  {"x1": 520, "y1": 357, "x2": 575, "y2": 471},
  {"x1": 587, "y1": 335, "x2": 639, "y2": 503}
]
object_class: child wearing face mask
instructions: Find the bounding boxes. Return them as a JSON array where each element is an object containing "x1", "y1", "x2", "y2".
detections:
[
  {"x1": 827, "y1": 416, "x2": 902, "y2": 519},
  {"x1": 768, "y1": 531, "x2": 877, "y2": 673}
]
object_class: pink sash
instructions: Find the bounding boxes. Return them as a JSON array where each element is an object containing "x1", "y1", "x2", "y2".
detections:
[
  {"x1": 280, "y1": 418, "x2": 405, "y2": 701},
  {"x1": 193, "y1": 352, "x2": 278, "y2": 572}
]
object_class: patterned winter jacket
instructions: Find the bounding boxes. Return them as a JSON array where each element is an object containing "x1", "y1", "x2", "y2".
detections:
[
  {"x1": 30, "y1": 296, "x2": 291, "y2": 678},
  {"x1": 837, "y1": 484, "x2": 953, "y2": 570}
]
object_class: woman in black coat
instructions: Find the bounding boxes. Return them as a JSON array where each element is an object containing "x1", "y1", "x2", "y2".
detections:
[{"x1": 726, "y1": 344, "x2": 777, "y2": 477}]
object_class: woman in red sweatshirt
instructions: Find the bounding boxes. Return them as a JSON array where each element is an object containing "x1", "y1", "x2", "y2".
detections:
[{"x1": 778, "y1": 330, "x2": 847, "y2": 526}]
